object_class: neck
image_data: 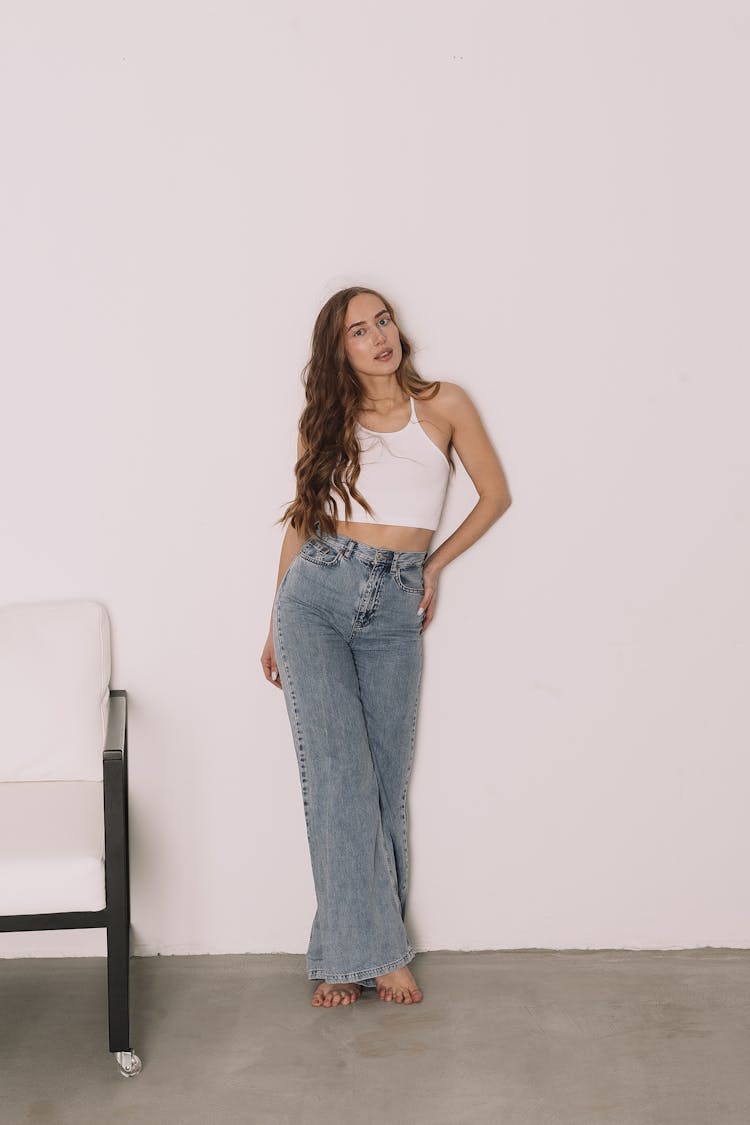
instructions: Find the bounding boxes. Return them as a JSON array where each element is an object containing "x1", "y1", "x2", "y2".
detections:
[
  {"x1": 360, "y1": 390, "x2": 408, "y2": 413},
  {"x1": 356, "y1": 373, "x2": 406, "y2": 410}
]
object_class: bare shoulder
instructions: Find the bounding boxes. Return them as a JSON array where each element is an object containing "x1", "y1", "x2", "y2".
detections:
[
  {"x1": 414, "y1": 380, "x2": 475, "y2": 440},
  {"x1": 420, "y1": 380, "x2": 511, "y2": 506}
]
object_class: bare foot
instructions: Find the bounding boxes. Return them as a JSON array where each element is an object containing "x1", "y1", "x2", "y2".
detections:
[
  {"x1": 311, "y1": 980, "x2": 362, "y2": 1008},
  {"x1": 375, "y1": 966, "x2": 423, "y2": 1004}
]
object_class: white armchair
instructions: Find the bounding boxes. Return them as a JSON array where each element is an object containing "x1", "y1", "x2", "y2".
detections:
[{"x1": 0, "y1": 599, "x2": 141, "y2": 1077}]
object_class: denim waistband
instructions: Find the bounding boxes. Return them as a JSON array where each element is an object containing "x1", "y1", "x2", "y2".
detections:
[{"x1": 314, "y1": 524, "x2": 428, "y2": 567}]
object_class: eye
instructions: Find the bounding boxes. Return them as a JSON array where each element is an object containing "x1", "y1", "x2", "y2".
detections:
[{"x1": 352, "y1": 315, "x2": 390, "y2": 338}]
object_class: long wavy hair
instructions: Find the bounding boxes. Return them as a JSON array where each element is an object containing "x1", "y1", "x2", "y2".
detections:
[{"x1": 275, "y1": 286, "x2": 456, "y2": 544}]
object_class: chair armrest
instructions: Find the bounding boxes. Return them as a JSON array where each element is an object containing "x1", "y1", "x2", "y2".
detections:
[{"x1": 104, "y1": 689, "x2": 127, "y2": 762}]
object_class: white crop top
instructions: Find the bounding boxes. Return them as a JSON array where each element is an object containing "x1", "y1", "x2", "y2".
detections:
[{"x1": 329, "y1": 395, "x2": 450, "y2": 531}]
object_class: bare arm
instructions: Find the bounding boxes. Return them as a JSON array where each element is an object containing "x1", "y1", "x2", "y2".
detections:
[{"x1": 425, "y1": 382, "x2": 512, "y2": 575}]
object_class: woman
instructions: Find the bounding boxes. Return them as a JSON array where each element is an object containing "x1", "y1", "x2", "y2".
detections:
[{"x1": 261, "y1": 286, "x2": 512, "y2": 1008}]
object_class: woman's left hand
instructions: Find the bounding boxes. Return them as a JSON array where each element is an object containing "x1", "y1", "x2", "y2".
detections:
[{"x1": 417, "y1": 564, "x2": 440, "y2": 634}]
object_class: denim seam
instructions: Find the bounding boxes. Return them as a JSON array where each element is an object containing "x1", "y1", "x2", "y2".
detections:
[
  {"x1": 393, "y1": 572, "x2": 424, "y2": 595},
  {"x1": 401, "y1": 658, "x2": 423, "y2": 901},
  {"x1": 307, "y1": 946, "x2": 415, "y2": 984},
  {"x1": 274, "y1": 593, "x2": 313, "y2": 850},
  {"x1": 393, "y1": 561, "x2": 425, "y2": 595},
  {"x1": 377, "y1": 811, "x2": 403, "y2": 917},
  {"x1": 301, "y1": 542, "x2": 345, "y2": 568},
  {"x1": 351, "y1": 566, "x2": 386, "y2": 633},
  {"x1": 301, "y1": 554, "x2": 343, "y2": 569}
]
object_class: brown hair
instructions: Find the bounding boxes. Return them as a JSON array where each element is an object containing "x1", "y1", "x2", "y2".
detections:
[{"x1": 275, "y1": 286, "x2": 456, "y2": 543}]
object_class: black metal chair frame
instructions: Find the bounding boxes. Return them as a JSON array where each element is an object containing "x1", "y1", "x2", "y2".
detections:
[{"x1": 0, "y1": 689, "x2": 141, "y2": 1076}]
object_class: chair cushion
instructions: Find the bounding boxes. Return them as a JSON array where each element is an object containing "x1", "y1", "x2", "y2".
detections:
[
  {"x1": 0, "y1": 781, "x2": 105, "y2": 914},
  {"x1": 0, "y1": 600, "x2": 110, "y2": 782}
]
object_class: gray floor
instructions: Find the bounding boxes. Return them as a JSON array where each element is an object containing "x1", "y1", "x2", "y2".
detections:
[{"x1": 1, "y1": 950, "x2": 749, "y2": 1125}]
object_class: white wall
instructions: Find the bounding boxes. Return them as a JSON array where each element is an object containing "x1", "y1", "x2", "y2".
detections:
[{"x1": 1, "y1": 1, "x2": 748, "y2": 956}]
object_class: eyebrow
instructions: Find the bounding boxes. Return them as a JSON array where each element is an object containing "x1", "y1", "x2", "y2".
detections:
[{"x1": 346, "y1": 308, "x2": 388, "y2": 332}]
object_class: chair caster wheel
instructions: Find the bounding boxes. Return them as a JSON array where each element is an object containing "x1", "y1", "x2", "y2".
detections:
[{"x1": 115, "y1": 1049, "x2": 143, "y2": 1077}]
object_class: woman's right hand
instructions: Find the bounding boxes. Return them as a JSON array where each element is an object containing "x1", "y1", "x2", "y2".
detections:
[{"x1": 261, "y1": 629, "x2": 282, "y2": 689}]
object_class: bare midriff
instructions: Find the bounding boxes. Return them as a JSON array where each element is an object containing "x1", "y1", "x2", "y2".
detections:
[{"x1": 334, "y1": 520, "x2": 434, "y2": 552}]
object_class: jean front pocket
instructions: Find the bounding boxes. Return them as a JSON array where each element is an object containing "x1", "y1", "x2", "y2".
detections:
[
  {"x1": 300, "y1": 537, "x2": 344, "y2": 568},
  {"x1": 394, "y1": 560, "x2": 425, "y2": 594}
]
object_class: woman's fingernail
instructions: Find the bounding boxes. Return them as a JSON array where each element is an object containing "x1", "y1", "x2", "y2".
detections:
[
  {"x1": 272, "y1": 670, "x2": 278, "y2": 680},
  {"x1": 417, "y1": 607, "x2": 425, "y2": 616}
]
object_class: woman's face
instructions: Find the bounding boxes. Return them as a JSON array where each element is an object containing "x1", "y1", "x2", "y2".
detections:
[{"x1": 342, "y1": 293, "x2": 402, "y2": 379}]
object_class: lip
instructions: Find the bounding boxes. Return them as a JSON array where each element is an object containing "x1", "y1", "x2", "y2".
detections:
[{"x1": 374, "y1": 349, "x2": 393, "y2": 361}]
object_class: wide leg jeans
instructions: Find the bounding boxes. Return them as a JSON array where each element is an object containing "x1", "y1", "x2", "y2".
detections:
[{"x1": 272, "y1": 527, "x2": 428, "y2": 988}]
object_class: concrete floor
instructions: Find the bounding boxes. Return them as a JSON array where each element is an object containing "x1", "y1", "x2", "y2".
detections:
[{"x1": 1, "y1": 950, "x2": 749, "y2": 1125}]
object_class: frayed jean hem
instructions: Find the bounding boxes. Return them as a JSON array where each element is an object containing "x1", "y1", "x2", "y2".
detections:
[{"x1": 307, "y1": 946, "x2": 415, "y2": 985}]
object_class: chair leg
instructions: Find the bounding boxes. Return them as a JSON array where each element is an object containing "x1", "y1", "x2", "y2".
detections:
[
  {"x1": 106, "y1": 914, "x2": 142, "y2": 1076},
  {"x1": 106, "y1": 910, "x2": 129, "y2": 1050},
  {"x1": 106, "y1": 916, "x2": 142, "y2": 1077},
  {"x1": 103, "y1": 695, "x2": 141, "y2": 1075}
]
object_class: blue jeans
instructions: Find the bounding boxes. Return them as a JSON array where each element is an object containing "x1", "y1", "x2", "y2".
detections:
[{"x1": 272, "y1": 525, "x2": 428, "y2": 988}]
